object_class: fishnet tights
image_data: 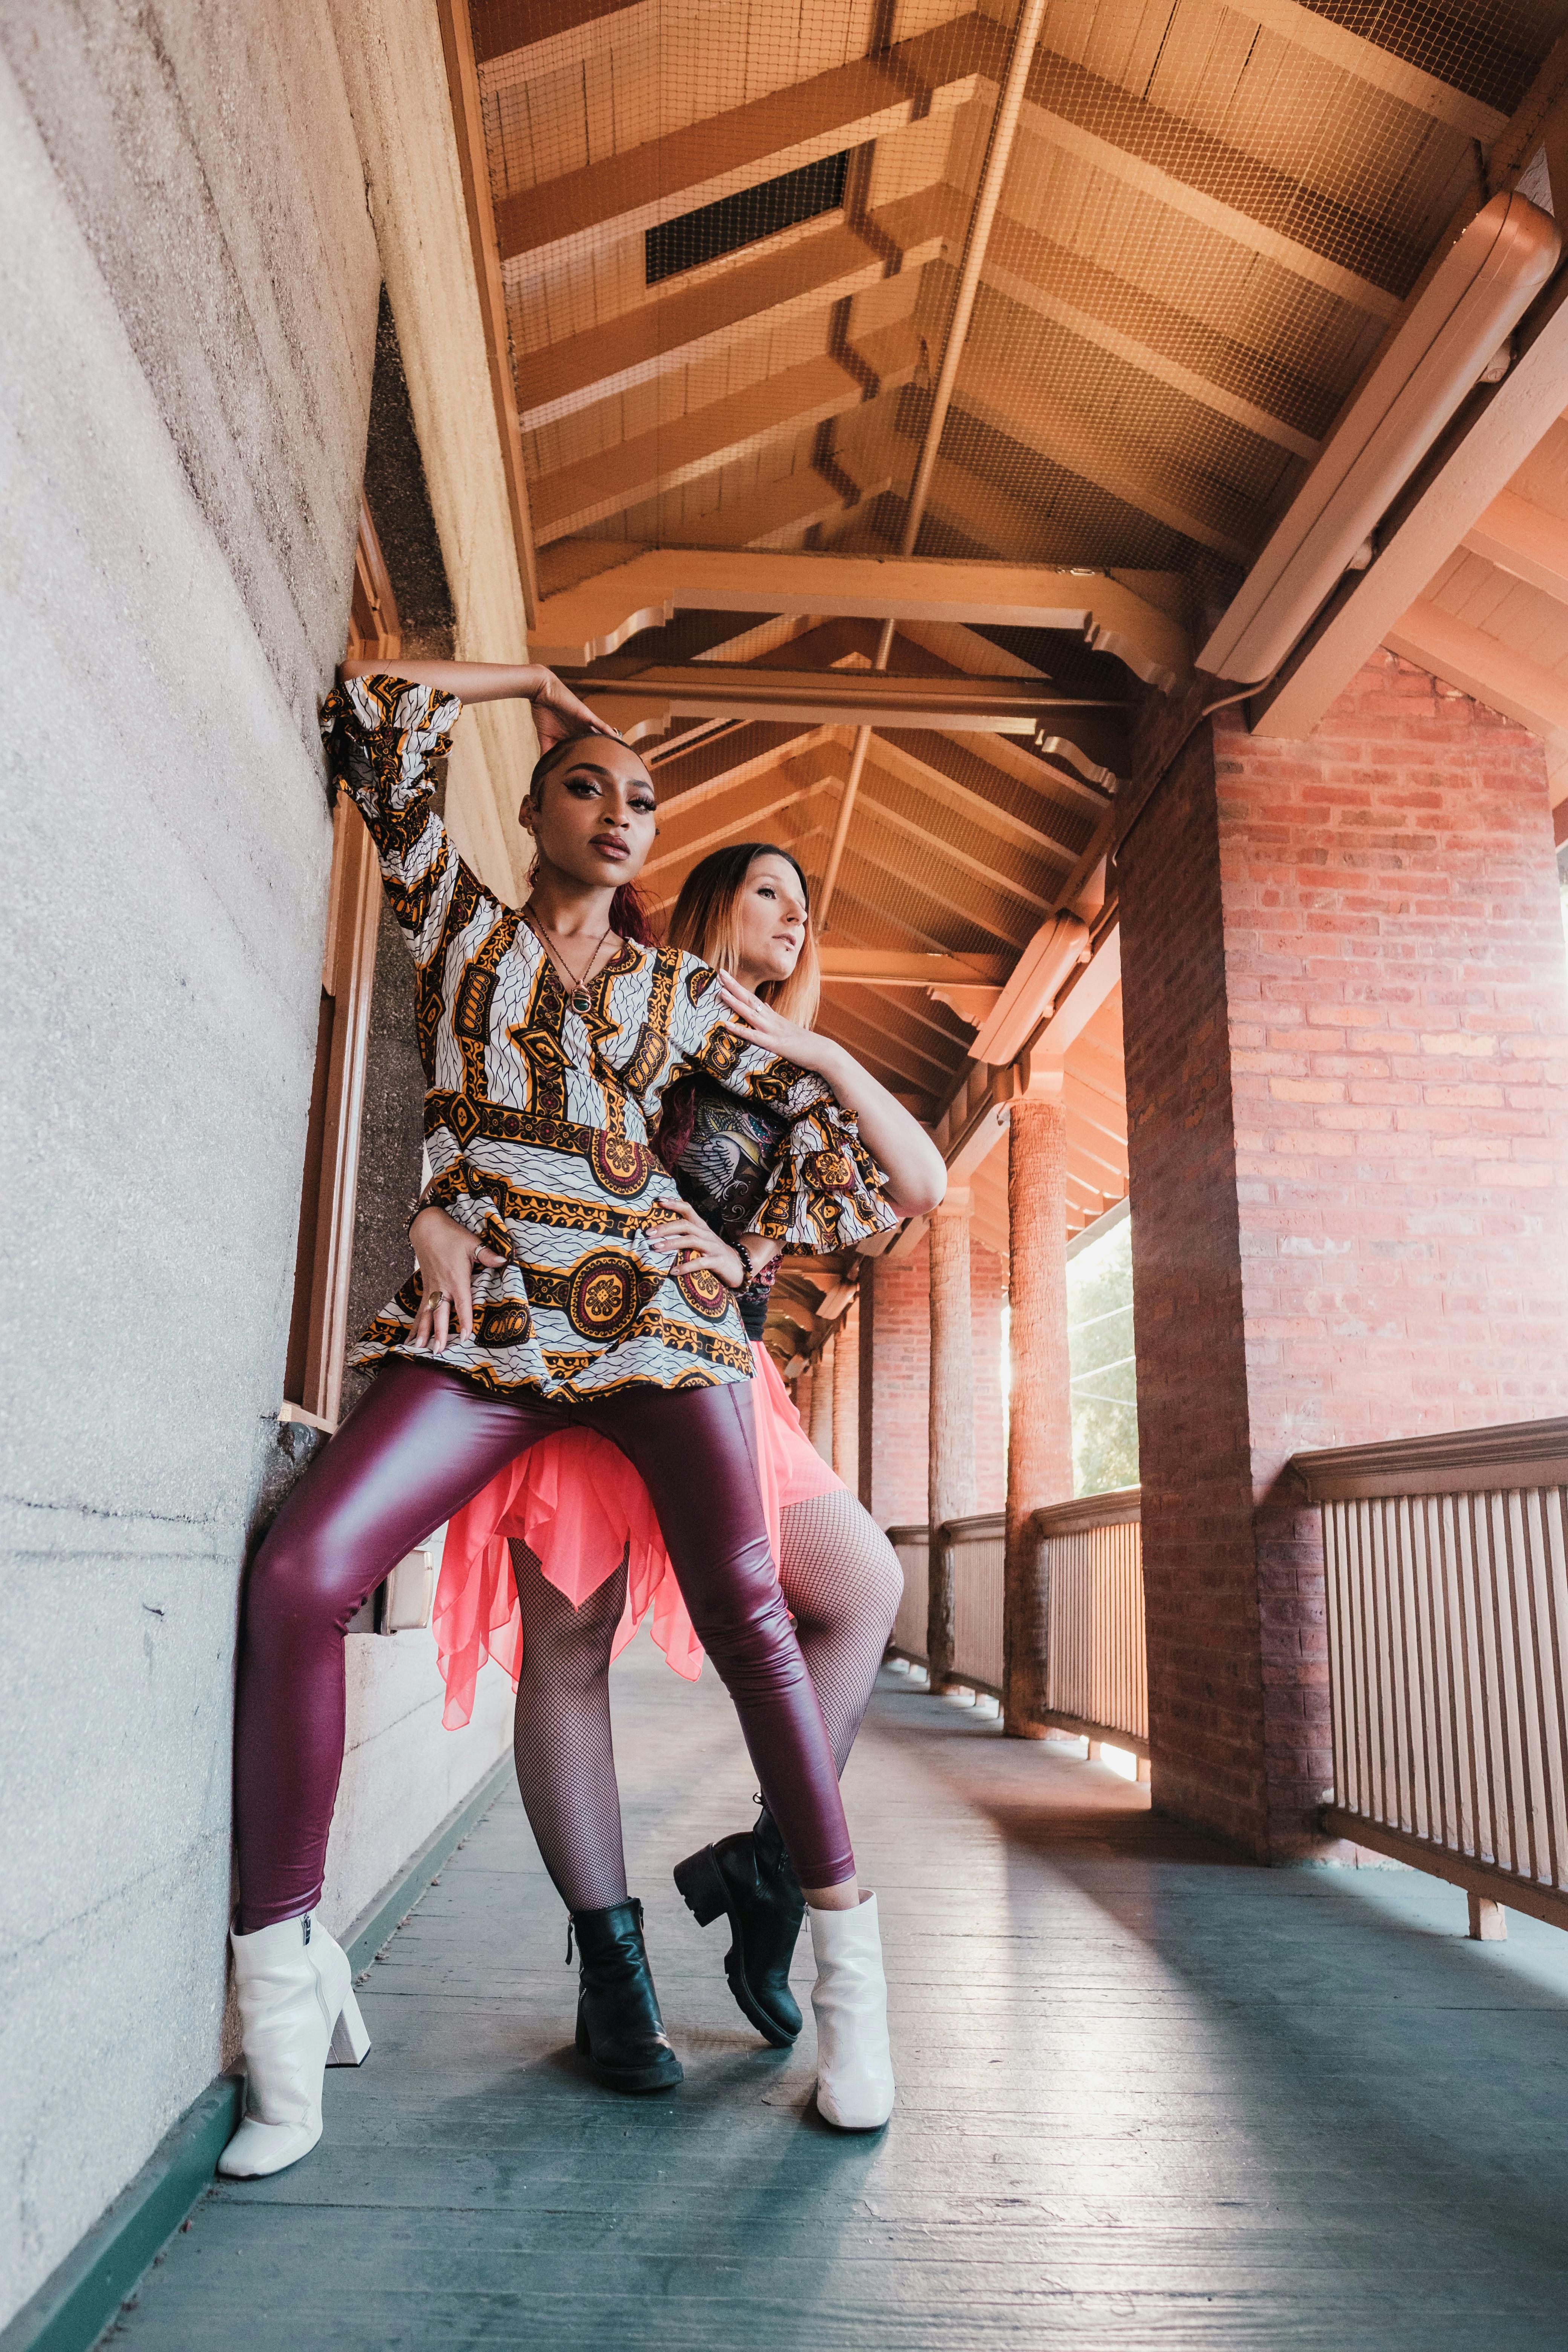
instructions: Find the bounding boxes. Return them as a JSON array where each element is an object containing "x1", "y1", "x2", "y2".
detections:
[
  {"x1": 508, "y1": 1495, "x2": 903, "y2": 1909},
  {"x1": 776, "y1": 1491, "x2": 904, "y2": 1774},
  {"x1": 511, "y1": 1540, "x2": 630, "y2": 1914}
]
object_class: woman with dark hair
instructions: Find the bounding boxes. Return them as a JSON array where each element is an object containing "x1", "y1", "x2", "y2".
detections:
[
  {"x1": 436, "y1": 839, "x2": 945, "y2": 2068},
  {"x1": 221, "y1": 664, "x2": 902, "y2": 2182}
]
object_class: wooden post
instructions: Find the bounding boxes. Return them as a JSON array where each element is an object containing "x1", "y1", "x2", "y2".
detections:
[
  {"x1": 810, "y1": 1335, "x2": 835, "y2": 1463},
  {"x1": 928, "y1": 1190, "x2": 975, "y2": 1691},
  {"x1": 1468, "y1": 1892, "x2": 1508, "y2": 1942},
  {"x1": 832, "y1": 1304, "x2": 859, "y2": 1490},
  {"x1": 1003, "y1": 1083, "x2": 1074, "y2": 1738}
]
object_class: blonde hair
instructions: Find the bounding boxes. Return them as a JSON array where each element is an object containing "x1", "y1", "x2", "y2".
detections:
[{"x1": 667, "y1": 843, "x2": 820, "y2": 1028}]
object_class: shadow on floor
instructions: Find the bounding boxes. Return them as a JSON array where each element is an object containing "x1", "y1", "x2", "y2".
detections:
[{"x1": 109, "y1": 1651, "x2": 1568, "y2": 2352}]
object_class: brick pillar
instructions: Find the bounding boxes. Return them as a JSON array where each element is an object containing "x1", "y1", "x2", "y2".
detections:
[
  {"x1": 1118, "y1": 651, "x2": 1568, "y2": 1861},
  {"x1": 969, "y1": 1237, "x2": 1008, "y2": 1511},
  {"x1": 858, "y1": 1243, "x2": 930, "y2": 1525},
  {"x1": 809, "y1": 1334, "x2": 835, "y2": 1462},
  {"x1": 857, "y1": 1269, "x2": 876, "y2": 1512},
  {"x1": 1003, "y1": 1089, "x2": 1073, "y2": 1736},
  {"x1": 832, "y1": 1303, "x2": 859, "y2": 1490},
  {"x1": 928, "y1": 1190, "x2": 975, "y2": 1689}
]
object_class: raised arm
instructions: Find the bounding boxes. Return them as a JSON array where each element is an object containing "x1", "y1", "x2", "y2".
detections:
[
  {"x1": 710, "y1": 973, "x2": 946, "y2": 1219},
  {"x1": 339, "y1": 658, "x2": 614, "y2": 752}
]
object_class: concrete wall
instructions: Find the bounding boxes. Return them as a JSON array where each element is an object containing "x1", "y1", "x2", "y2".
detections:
[{"x1": 0, "y1": 4, "x2": 529, "y2": 2321}]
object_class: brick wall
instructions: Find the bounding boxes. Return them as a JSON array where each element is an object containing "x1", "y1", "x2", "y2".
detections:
[
  {"x1": 971, "y1": 1239, "x2": 1007, "y2": 1514},
  {"x1": 859, "y1": 1230, "x2": 1010, "y2": 1525},
  {"x1": 1120, "y1": 652, "x2": 1568, "y2": 1859},
  {"x1": 861, "y1": 1242, "x2": 930, "y2": 1527}
]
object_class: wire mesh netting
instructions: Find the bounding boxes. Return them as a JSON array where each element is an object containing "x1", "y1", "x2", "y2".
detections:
[
  {"x1": 473, "y1": 0, "x2": 1566, "y2": 573},
  {"x1": 468, "y1": 0, "x2": 1566, "y2": 1112}
]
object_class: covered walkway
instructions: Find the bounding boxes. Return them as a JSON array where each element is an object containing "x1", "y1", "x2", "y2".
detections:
[{"x1": 113, "y1": 1640, "x2": 1568, "y2": 2352}]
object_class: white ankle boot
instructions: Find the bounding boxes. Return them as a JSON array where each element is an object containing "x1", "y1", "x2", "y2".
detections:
[
  {"x1": 808, "y1": 1893, "x2": 894, "y2": 2130},
  {"x1": 219, "y1": 1914, "x2": 370, "y2": 2179}
]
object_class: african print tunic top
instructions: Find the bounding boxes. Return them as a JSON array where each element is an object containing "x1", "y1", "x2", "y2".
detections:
[{"x1": 321, "y1": 675, "x2": 895, "y2": 1400}]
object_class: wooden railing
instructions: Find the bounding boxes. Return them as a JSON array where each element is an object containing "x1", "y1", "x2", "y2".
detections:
[
  {"x1": 1030, "y1": 1490, "x2": 1146, "y2": 1754},
  {"x1": 1293, "y1": 1418, "x2": 1568, "y2": 1938},
  {"x1": 884, "y1": 1492, "x2": 1145, "y2": 1753},
  {"x1": 886, "y1": 1525, "x2": 930, "y2": 1668},
  {"x1": 946, "y1": 1511, "x2": 1006, "y2": 1694}
]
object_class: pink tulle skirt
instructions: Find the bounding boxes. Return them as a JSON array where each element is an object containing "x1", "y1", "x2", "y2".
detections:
[{"x1": 431, "y1": 1343, "x2": 843, "y2": 1729}]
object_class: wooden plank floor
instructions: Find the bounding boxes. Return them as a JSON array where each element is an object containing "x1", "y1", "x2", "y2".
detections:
[{"x1": 109, "y1": 1643, "x2": 1568, "y2": 2350}]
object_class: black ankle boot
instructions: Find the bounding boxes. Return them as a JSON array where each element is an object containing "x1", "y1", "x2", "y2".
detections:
[
  {"x1": 673, "y1": 1805, "x2": 806, "y2": 2047},
  {"x1": 570, "y1": 1899, "x2": 683, "y2": 2093}
]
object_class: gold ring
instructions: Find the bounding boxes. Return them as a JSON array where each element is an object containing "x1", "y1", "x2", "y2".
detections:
[{"x1": 427, "y1": 1289, "x2": 449, "y2": 1305}]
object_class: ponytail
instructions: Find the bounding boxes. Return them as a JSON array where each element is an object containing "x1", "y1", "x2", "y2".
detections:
[{"x1": 609, "y1": 881, "x2": 661, "y2": 946}]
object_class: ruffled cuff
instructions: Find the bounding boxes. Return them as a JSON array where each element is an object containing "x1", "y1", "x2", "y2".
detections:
[
  {"x1": 320, "y1": 674, "x2": 461, "y2": 831},
  {"x1": 410, "y1": 1157, "x2": 512, "y2": 1261},
  {"x1": 750, "y1": 1092, "x2": 898, "y2": 1253}
]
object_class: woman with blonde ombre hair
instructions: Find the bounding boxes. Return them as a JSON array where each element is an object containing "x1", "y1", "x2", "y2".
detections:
[{"x1": 433, "y1": 840, "x2": 945, "y2": 2119}]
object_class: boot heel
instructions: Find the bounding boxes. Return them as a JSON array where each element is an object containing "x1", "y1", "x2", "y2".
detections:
[
  {"x1": 673, "y1": 1846, "x2": 727, "y2": 1928},
  {"x1": 328, "y1": 1987, "x2": 371, "y2": 2067}
]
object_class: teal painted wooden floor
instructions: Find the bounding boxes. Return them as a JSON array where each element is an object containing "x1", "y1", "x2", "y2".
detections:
[{"x1": 109, "y1": 1642, "x2": 1568, "y2": 2350}]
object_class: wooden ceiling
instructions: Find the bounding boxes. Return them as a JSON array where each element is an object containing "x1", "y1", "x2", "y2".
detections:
[{"x1": 446, "y1": 0, "x2": 1568, "y2": 1292}]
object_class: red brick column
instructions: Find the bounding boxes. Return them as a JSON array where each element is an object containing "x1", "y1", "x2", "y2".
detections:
[
  {"x1": 809, "y1": 1334, "x2": 835, "y2": 1462},
  {"x1": 928, "y1": 1192, "x2": 976, "y2": 1689},
  {"x1": 1118, "y1": 652, "x2": 1568, "y2": 1860},
  {"x1": 832, "y1": 1302, "x2": 859, "y2": 1490},
  {"x1": 858, "y1": 1245, "x2": 930, "y2": 1526},
  {"x1": 1003, "y1": 1093, "x2": 1073, "y2": 1735},
  {"x1": 969, "y1": 1238, "x2": 1008, "y2": 1512}
]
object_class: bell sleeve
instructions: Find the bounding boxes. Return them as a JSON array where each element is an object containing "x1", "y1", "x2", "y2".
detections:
[
  {"x1": 677, "y1": 962, "x2": 899, "y2": 1254},
  {"x1": 319, "y1": 673, "x2": 465, "y2": 969}
]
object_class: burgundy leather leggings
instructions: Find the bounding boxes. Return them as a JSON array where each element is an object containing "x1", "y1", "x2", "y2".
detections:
[{"x1": 234, "y1": 1358, "x2": 853, "y2": 1929}]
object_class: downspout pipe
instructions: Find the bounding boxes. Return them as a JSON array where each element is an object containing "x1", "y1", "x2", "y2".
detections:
[{"x1": 817, "y1": 0, "x2": 1047, "y2": 929}]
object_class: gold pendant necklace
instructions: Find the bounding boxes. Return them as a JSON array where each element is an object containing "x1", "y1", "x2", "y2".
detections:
[{"x1": 527, "y1": 910, "x2": 612, "y2": 1013}]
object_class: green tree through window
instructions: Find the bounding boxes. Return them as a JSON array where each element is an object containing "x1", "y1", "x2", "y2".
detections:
[{"x1": 1067, "y1": 1210, "x2": 1138, "y2": 1496}]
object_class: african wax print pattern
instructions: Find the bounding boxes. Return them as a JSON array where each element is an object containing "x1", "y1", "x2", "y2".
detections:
[{"x1": 320, "y1": 675, "x2": 895, "y2": 1400}]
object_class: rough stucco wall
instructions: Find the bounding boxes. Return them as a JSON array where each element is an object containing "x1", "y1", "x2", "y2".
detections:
[
  {"x1": 0, "y1": 28, "x2": 368, "y2": 2315},
  {"x1": 0, "y1": 4, "x2": 526, "y2": 2321}
]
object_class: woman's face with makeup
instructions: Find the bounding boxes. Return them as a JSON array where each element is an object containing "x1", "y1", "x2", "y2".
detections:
[{"x1": 519, "y1": 737, "x2": 658, "y2": 888}]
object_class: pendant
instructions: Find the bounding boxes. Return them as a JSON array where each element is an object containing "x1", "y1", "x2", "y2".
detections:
[{"x1": 573, "y1": 987, "x2": 592, "y2": 1012}]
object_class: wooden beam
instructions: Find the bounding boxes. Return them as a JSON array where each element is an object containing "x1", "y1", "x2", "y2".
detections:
[
  {"x1": 950, "y1": 297, "x2": 1271, "y2": 563},
  {"x1": 531, "y1": 548, "x2": 1189, "y2": 690},
  {"x1": 858, "y1": 737, "x2": 1079, "y2": 874},
  {"x1": 516, "y1": 221, "x2": 891, "y2": 432},
  {"x1": 643, "y1": 749, "x2": 840, "y2": 876},
  {"x1": 818, "y1": 950, "x2": 1012, "y2": 985},
  {"x1": 1254, "y1": 271, "x2": 1568, "y2": 738},
  {"x1": 669, "y1": 458, "x2": 894, "y2": 553},
  {"x1": 1015, "y1": 46, "x2": 1414, "y2": 322},
  {"x1": 855, "y1": 766, "x2": 1057, "y2": 914},
  {"x1": 435, "y1": 0, "x2": 539, "y2": 624},
  {"x1": 499, "y1": 11, "x2": 1414, "y2": 324},
  {"x1": 1383, "y1": 597, "x2": 1568, "y2": 761},
  {"x1": 514, "y1": 177, "x2": 960, "y2": 436},
  {"x1": 1462, "y1": 488, "x2": 1568, "y2": 603},
  {"x1": 979, "y1": 203, "x2": 1328, "y2": 459},
  {"x1": 530, "y1": 319, "x2": 921, "y2": 542},
  {"x1": 473, "y1": 0, "x2": 641, "y2": 67},
  {"x1": 495, "y1": 19, "x2": 991, "y2": 262},
  {"x1": 567, "y1": 665, "x2": 1120, "y2": 733},
  {"x1": 1240, "y1": 0, "x2": 1508, "y2": 143},
  {"x1": 827, "y1": 818, "x2": 1036, "y2": 950},
  {"x1": 819, "y1": 995, "x2": 961, "y2": 1084},
  {"x1": 876, "y1": 724, "x2": 1111, "y2": 842}
]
